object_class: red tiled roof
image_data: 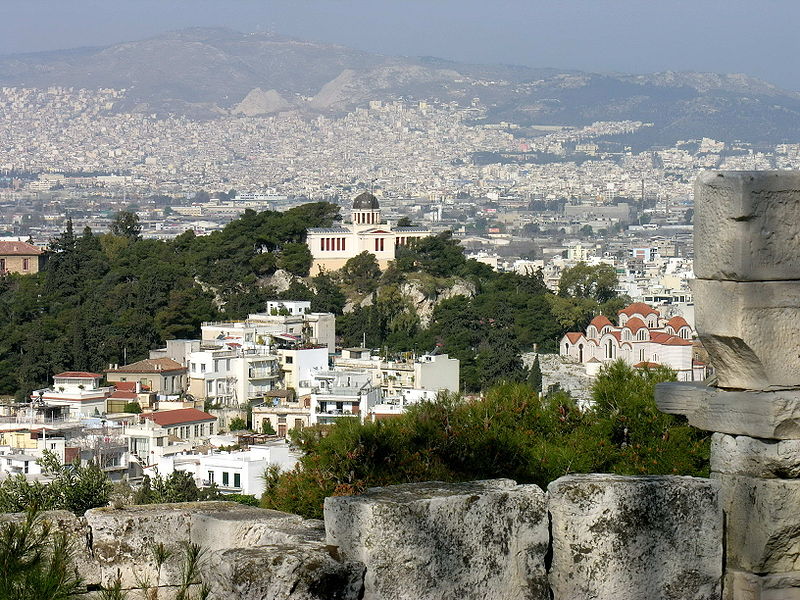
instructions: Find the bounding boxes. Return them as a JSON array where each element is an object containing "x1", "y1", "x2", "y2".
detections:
[
  {"x1": 650, "y1": 332, "x2": 693, "y2": 346},
  {"x1": 115, "y1": 381, "x2": 137, "y2": 392},
  {"x1": 0, "y1": 241, "x2": 43, "y2": 256},
  {"x1": 106, "y1": 358, "x2": 186, "y2": 374},
  {"x1": 624, "y1": 317, "x2": 647, "y2": 333},
  {"x1": 54, "y1": 372, "x2": 102, "y2": 379},
  {"x1": 667, "y1": 316, "x2": 690, "y2": 330},
  {"x1": 565, "y1": 332, "x2": 583, "y2": 344},
  {"x1": 589, "y1": 315, "x2": 612, "y2": 330},
  {"x1": 634, "y1": 361, "x2": 661, "y2": 368},
  {"x1": 109, "y1": 391, "x2": 138, "y2": 400},
  {"x1": 619, "y1": 302, "x2": 659, "y2": 317},
  {"x1": 142, "y1": 408, "x2": 216, "y2": 427}
]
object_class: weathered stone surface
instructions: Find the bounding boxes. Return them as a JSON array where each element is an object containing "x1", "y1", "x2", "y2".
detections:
[
  {"x1": 714, "y1": 474, "x2": 800, "y2": 573},
  {"x1": 207, "y1": 543, "x2": 365, "y2": 600},
  {"x1": 725, "y1": 570, "x2": 800, "y2": 600},
  {"x1": 548, "y1": 474, "x2": 723, "y2": 600},
  {"x1": 694, "y1": 171, "x2": 800, "y2": 281},
  {"x1": 325, "y1": 479, "x2": 549, "y2": 600},
  {"x1": 0, "y1": 510, "x2": 100, "y2": 585},
  {"x1": 656, "y1": 382, "x2": 800, "y2": 439},
  {"x1": 692, "y1": 278, "x2": 800, "y2": 390},
  {"x1": 711, "y1": 433, "x2": 800, "y2": 478}
]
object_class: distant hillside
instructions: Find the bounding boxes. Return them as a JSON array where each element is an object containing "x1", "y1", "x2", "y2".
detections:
[{"x1": 3, "y1": 27, "x2": 800, "y2": 145}]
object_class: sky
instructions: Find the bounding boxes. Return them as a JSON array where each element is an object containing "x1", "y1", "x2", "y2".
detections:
[{"x1": 3, "y1": 0, "x2": 800, "y2": 90}]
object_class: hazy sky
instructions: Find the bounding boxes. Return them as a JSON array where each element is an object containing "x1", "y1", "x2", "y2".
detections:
[{"x1": 4, "y1": 0, "x2": 800, "y2": 90}]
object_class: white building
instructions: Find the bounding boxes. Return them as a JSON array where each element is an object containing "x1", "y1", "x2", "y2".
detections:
[
  {"x1": 188, "y1": 345, "x2": 282, "y2": 407},
  {"x1": 559, "y1": 302, "x2": 706, "y2": 382},
  {"x1": 31, "y1": 372, "x2": 114, "y2": 420},
  {"x1": 306, "y1": 192, "x2": 432, "y2": 274},
  {"x1": 309, "y1": 370, "x2": 381, "y2": 425}
]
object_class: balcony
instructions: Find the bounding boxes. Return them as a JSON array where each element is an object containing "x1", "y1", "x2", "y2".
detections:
[{"x1": 248, "y1": 368, "x2": 280, "y2": 380}]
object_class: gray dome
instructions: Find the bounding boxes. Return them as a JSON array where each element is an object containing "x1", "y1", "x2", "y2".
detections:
[{"x1": 352, "y1": 191, "x2": 380, "y2": 210}]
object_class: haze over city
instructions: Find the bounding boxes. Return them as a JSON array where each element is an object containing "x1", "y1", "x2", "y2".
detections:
[{"x1": 4, "y1": 0, "x2": 800, "y2": 90}]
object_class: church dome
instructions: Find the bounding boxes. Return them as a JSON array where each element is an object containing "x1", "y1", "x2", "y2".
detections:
[{"x1": 352, "y1": 191, "x2": 380, "y2": 210}]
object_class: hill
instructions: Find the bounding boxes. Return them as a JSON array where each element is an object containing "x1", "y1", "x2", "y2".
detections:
[{"x1": 2, "y1": 27, "x2": 800, "y2": 144}]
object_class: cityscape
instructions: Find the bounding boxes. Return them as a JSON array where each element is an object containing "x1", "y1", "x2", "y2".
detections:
[{"x1": 2, "y1": 3, "x2": 800, "y2": 599}]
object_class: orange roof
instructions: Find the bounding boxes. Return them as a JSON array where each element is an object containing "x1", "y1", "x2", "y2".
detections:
[
  {"x1": 650, "y1": 332, "x2": 692, "y2": 346},
  {"x1": 667, "y1": 316, "x2": 690, "y2": 330},
  {"x1": 589, "y1": 315, "x2": 612, "y2": 330},
  {"x1": 619, "y1": 302, "x2": 659, "y2": 317},
  {"x1": 109, "y1": 391, "x2": 138, "y2": 400},
  {"x1": 106, "y1": 358, "x2": 186, "y2": 374},
  {"x1": 115, "y1": 381, "x2": 137, "y2": 392},
  {"x1": 565, "y1": 332, "x2": 583, "y2": 343},
  {"x1": 142, "y1": 408, "x2": 216, "y2": 427},
  {"x1": 0, "y1": 241, "x2": 43, "y2": 256},
  {"x1": 634, "y1": 362, "x2": 661, "y2": 368},
  {"x1": 54, "y1": 372, "x2": 102, "y2": 379},
  {"x1": 625, "y1": 317, "x2": 647, "y2": 333}
]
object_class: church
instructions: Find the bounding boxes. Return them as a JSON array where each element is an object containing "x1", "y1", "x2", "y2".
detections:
[
  {"x1": 560, "y1": 302, "x2": 707, "y2": 382},
  {"x1": 306, "y1": 192, "x2": 432, "y2": 275}
]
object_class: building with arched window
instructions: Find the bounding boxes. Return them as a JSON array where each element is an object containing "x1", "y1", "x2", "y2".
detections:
[
  {"x1": 306, "y1": 192, "x2": 432, "y2": 275},
  {"x1": 559, "y1": 303, "x2": 706, "y2": 381}
]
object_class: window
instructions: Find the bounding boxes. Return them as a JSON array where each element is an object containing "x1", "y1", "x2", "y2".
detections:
[
  {"x1": 24, "y1": 461, "x2": 29, "y2": 474},
  {"x1": 234, "y1": 473, "x2": 241, "y2": 488},
  {"x1": 22, "y1": 258, "x2": 29, "y2": 271},
  {"x1": 294, "y1": 419, "x2": 304, "y2": 430},
  {"x1": 208, "y1": 471, "x2": 214, "y2": 483},
  {"x1": 209, "y1": 424, "x2": 214, "y2": 434},
  {"x1": 222, "y1": 472, "x2": 229, "y2": 486},
  {"x1": 0, "y1": 259, "x2": 5, "y2": 272},
  {"x1": 285, "y1": 356, "x2": 293, "y2": 364}
]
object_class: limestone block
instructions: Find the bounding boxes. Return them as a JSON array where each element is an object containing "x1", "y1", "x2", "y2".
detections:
[
  {"x1": 711, "y1": 433, "x2": 800, "y2": 478},
  {"x1": 548, "y1": 474, "x2": 722, "y2": 600},
  {"x1": 692, "y1": 278, "x2": 800, "y2": 390},
  {"x1": 656, "y1": 382, "x2": 800, "y2": 439},
  {"x1": 85, "y1": 501, "x2": 254, "y2": 588},
  {"x1": 725, "y1": 570, "x2": 800, "y2": 600},
  {"x1": 0, "y1": 510, "x2": 100, "y2": 586},
  {"x1": 324, "y1": 479, "x2": 549, "y2": 600},
  {"x1": 190, "y1": 506, "x2": 325, "y2": 551},
  {"x1": 694, "y1": 170, "x2": 800, "y2": 281},
  {"x1": 714, "y1": 474, "x2": 800, "y2": 573},
  {"x1": 207, "y1": 543, "x2": 365, "y2": 600}
]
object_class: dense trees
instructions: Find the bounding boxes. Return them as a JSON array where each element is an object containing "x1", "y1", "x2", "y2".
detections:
[{"x1": 261, "y1": 361, "x2": 710, "y2": 519}]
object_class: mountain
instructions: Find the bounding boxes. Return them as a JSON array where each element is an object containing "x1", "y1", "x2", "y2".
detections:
[{"x1": 2, "y1": 27, "x2": 800, "y2": 146}]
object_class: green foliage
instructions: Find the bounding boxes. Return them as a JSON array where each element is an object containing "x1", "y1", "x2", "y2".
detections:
[
  {"x1": 225, "y1": 494, "x2": 259, "y2": 507},
  {"x1": 261, "y1": 420, "x2": 277, "y2": 435},
  {"x1": 0, "y1": 508, "x2": 83, "y2": 600},
  {"x1": 262, "y1": 364, "x2": 710, "y2": 519},
  {"x1": 123, "y1": 401, "x2": 142, "y2": 414},
  {"x1": 0, "y1": 452, "x2": 111, "y2": 515},
  {"x1": 528, "y1": 355, "x2": 543, "y2": 394},
  {"x1": 558, "y1": 261, "x2": 619, "y2": 303},
  {"x1": 109, "y1": 211, "x2": 142, "y2": 240},
  {"x1": 276, "y1": 242, "x2": 313, "y2": 277},
  {"x1": 228, "y1": 417, "x2": 247, "y2": 432},
  {"x1": 341, "y1": 251, "x2": 381, "y2": 294},
  {"x1": 133, "y1": 471, "x2": 220, "y2": 505}
]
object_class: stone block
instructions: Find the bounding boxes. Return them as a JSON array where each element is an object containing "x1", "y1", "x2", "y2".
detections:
[
  {"x1": 711, "y1": 433, "x2": 800, "y2": 478},
  {"x1": 714, "y1": 474, "x2": 800, "y2": 574},
  {"x1": 324, "y1": 479, "x2": 549, "y2": 600},
  {"x1": 86, "y1": 502, "x2": 202, "y2": 588},
  {"x1": 725, "y1": 570, "x2": 800, "y2": 600},
  {"x1": 656, "y1": 382, "x2": 800, "y2": 439},
  {"x1": 548, "y1": 474, "x2": 722, "y2": 600},
  {"x1": 692, "y1": 278, "x2": 800, "y2": 390},
  {"x1": 0, "y1": 510, "x2": 100, "y2": 586},
  {"x1": 207, "y1": 543, "x2": 365, "y2": 600},
  {"x1": 694, "y1": 171, "x2": 800, "y2": 281}
]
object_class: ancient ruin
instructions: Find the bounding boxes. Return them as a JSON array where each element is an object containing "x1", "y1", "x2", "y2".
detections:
[{"x1": 657, "y1": 170, "x2": 800, "y2": 599}]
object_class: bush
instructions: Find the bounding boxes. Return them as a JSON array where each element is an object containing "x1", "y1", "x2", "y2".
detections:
[
  {"x1": 123, "y1": 401, "x2": 142, "y2": 414},
  {"x1": 261, "y1": 362, "x2": 711, "y2": 519},
  {"x1": 228, "y1": 417, "x2": 248, "y2": 432}
]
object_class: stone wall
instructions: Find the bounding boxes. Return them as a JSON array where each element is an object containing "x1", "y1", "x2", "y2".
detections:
[{"x1": 5, "y1": 475, "x2": 723, "y2": 599}]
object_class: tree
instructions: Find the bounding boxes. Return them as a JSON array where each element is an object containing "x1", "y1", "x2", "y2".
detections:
[
  {"x1": 262, "y1": 421, "x2": 276, "y2": 435},
  {"x1": 558, "y1": 261, "x2": 619, "y2": 303},
  {"x1": 109, "y1": 211, "x2": 142, "y2": 240},
  {"x1": 123, "y1": 401, "x2": 142, "y2": 414},
  {"x1": 341, "y1": 252, "x2": 381, "y2": 294},
  {"x1": 396, "y1": 216, "x2": 413, "y2": 227},
  {"x1": 276, "y1": 243, "x2": 312, "y2": 277},
  {"x1": 528, "y1": 355, "x2": 543, "y2": 394},
  {"x1": 228, "y1": 417, "x2": 247, "y2": 431},
  {"x1": 134, "y1": 471, "x2": 219, "y2": 504}
]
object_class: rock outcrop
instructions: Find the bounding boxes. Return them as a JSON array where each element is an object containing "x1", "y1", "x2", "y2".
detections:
[{"x1": 233, "y1": 87, "x2": 292, "y2": 116}]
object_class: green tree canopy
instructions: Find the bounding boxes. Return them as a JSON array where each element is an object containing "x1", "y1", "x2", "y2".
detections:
[
  {"x1": 558, "y1": 261, "x2": 619, "y2": 303},
  {"x1": 109, "y1": 210, "x2": 142, "y2": 240}
]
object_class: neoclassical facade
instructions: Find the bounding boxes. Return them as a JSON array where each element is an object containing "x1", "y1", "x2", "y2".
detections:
[
  {"x1": 560, "y1": 302, "x2": 706, "y2": 381},
  {"x1": 306, "y1": 192, "x2": 432, "y2": 275}
]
